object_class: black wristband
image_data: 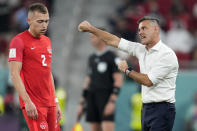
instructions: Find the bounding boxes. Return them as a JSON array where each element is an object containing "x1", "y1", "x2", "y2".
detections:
[
  {"x1": 112, "y1": 86, "x2": 121, "y2": 95},
  {"x1": 125, "y1": 67, "x2": 133, "y2": 76}
]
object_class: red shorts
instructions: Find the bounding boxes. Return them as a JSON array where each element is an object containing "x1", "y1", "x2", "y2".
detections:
[{"x1": 22, "y1": 106, "x2": 60, "y2": 131}]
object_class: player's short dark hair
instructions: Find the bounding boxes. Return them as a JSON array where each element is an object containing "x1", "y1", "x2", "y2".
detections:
[
  {"x1": 137, "y1": 16, "x2": 160, "y2": 26},
  {"x1": 28, "y1": 3, "x2": 48, "y2": 14}
]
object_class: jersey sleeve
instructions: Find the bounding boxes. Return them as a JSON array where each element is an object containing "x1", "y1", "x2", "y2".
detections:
[
  {"x1": 8, "y1": 37, "x2": 24, "y2": 62},
  {"x1": 118, "y1": 38, "x2": 144, "y2": 59},
  {"x1": 110, "y1": 52, "x2": 121, "y2": 73}
]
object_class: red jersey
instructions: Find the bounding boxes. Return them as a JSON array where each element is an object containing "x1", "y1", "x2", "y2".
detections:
[{"x1": 8, "y1": 30, "x2": 56, "y2": 108}]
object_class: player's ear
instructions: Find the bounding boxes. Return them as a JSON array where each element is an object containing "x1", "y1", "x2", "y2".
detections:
[
  {"x1": 27, "y1": 12, "x2": 33, "y2": 26},
  {"x1": 154, "y1": 25, "x2": 159, "y2": 33},
  {"x1": 27, "y1": 18, "x2": 31, "y2": 26}
]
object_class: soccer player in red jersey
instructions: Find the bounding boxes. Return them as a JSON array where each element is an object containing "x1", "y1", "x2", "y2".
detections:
[{"x1": 8, "y1": 3, "x2": 61, "y2": 131}]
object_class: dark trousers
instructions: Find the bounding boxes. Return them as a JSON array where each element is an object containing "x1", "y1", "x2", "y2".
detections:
[{"x1": 141, "y1": 102, "x2": 176, "y2": 131}]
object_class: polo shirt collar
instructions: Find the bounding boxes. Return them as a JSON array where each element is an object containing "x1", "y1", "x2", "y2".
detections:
[{"x1": 149, "y1": 40, "x2": 162, "y2": 52}]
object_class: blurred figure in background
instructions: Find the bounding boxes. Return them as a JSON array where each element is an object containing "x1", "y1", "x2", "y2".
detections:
[
  {"x1": 166, "y1": 20, "x2": 194, "y2": 64},
  {"x1": 185, "y1": 92, "x2": 197, "y2": 131},
  {"x1": 56, "y1": 87, "x2": 66, "y2": 130},
  {"x1": 11, "y1": 0, "x2": 29, "y2": 33},
  {"x1": 130, "y1": 86, "x2": 142, "y2": 131},
  {"x1": 0, "y1": 0, "x2": 12, "y2": 32},
  {"x1": 76, "y1": 28, "x2": 123, "y2": 131},
  {"x1": 0, "y1": 37, "x2": 9, "y2": 96},
  {"x1": 0, "y1": 95, "x2": 4, "y2": 115}
]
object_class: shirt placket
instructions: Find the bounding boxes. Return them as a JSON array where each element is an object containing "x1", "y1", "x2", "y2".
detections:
[{"x1": 143, "y1": 50, "x2": 149, "y2": 73}]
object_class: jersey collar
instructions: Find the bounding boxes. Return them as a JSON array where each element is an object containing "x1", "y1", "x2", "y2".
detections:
[{"x1": 95, "y1": 48, "x2": 108, "y2": 56}]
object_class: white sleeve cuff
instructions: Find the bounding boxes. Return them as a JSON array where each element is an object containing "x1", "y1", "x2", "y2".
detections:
[
  {"x1": 118, "y1": 38, "x2": 129, "y2": 51},
  {"x1": 147, "y1": 73, "x2": 157, "y2": 85}
]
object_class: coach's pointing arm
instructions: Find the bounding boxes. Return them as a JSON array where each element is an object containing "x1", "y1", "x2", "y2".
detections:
[{"x1": 78, "y1": 21, "x2": 120, "y2": 48}]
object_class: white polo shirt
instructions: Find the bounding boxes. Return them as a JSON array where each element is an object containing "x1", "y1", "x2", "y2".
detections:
[{"x1": 118, "y1": 38, "x2": 179, "y2": 103}]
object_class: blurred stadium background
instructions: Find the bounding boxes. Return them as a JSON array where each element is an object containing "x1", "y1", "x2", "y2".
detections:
[{"x1": 0, "y1": 0, "x2": 197, "y2": 131}]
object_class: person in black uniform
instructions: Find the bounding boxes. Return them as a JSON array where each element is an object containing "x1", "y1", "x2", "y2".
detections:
[{"x1": 76, "y1": 28, "x2": 123, "y2": 131}]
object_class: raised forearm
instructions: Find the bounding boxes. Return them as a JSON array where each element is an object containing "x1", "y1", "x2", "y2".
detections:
[
  {"x1": 78, "y1": 21, "x2": 120, "y2": 48},
  {"x1": 90, "y1": 26, "x2": 120, "y2": 48}
]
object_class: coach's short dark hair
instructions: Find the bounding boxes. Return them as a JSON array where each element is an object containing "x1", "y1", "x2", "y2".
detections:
[
  {"x1": 137, "y1": 16, "x2": 160, "y2": 25},
  {"x1": 28, "y1": 3, "x2": 48, "y2": 14}
]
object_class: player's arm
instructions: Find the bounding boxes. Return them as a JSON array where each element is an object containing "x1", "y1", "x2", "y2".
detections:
[
  {"x1": 9, "y1": 61, "x2": 38, "y2": 119},
  {"x1": 80, "y1": 76, "x2": 90, "y2": 103},
  {"x1": 104, "y1": 72, "x2": 123, "y2": 116},
  {"x1": 50, "y1": 73, "x2": 60, "y2": 102},
  {"x1": 78, "y1": 21, "x2": 120, "y2": 48},
  {"x1": 110, "y1": 72, "x2": 123, "y2": 101},
  {"x1": 51, "y1": 73, "x2": 61, "y2": 121},
  {"x1": 76, "y1": 76, "x2": 90, "y2": 121},
  {"x1": 118, "y1": 60, "x2": 153, "y2": 87},
  {"x1": 9, "y1": 61, "x2": 31, "y2": 103},
  {"x1": 51, "y1": 73, "x2": 57, "y2": 97}
]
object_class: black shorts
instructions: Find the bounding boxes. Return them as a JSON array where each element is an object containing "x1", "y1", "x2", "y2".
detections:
[{"x1": 86, "y1": 90, "x2": 114, "y2": 123}]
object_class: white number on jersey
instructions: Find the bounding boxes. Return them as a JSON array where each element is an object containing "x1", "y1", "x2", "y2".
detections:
[{"x1": 41, "y1": 55, "x2": 47, "y2": 66}]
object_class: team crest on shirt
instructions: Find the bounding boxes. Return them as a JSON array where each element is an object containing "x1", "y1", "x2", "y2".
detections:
[
  {"x1": 97, "y1": 62, "x2": 107, "y2": 73},
  {"x1": 47, "y1": 49, "x2": 52, "y2": 54},
  {"x1": 47, "y1": 46, "x2": 52, "y2": 54},
  {"x1": 40, "y1": 122, "x2": 47, "y2": 130}
]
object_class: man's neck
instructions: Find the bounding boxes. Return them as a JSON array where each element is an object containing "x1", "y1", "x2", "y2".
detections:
[
  {"x1": 28, "y1": 29, "x2": 40, "y2": 38},
  {"x1": 146, "y1": 38, "x2": 160, "y2": 50}
]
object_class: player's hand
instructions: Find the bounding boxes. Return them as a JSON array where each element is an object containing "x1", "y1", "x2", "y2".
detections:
[
  {"x1": 118, "y1": 60, "x2": 128, "y2": 73},
  {"x1": 104, "y1": 101, "x2": 115, "y2": 116},
  {"x1": 56, "y1": 103, "x2": 61, "y2": 122},
  {"x1": 78, "y1": 21, "x2": 92, "y2": 32},
  {"x1": 76, "y1": 104, "x2": 84, "y2": 122},
  {"x1": 25, "y1": 100, "x2": 38, "y2": 120}
]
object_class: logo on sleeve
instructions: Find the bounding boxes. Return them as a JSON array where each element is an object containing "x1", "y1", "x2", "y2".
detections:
[
  {"x1": 9, "y1": 48, "x2": 16, "y2": 58},
  {"x1": 115, "y1": 57, "x2": 122, "y2": 66},
  {"x1": 47, "y1": 46, "x2": 52, "y2": 54}
]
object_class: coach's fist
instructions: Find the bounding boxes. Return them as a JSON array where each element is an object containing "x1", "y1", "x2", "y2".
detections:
[
  {"x1": 78, "y1": 21, "x2": 92, "y2": 32},
  {"x1": 118, "y1": 60, "x2": 128, "y2": 73}
]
